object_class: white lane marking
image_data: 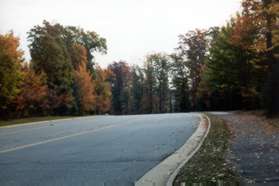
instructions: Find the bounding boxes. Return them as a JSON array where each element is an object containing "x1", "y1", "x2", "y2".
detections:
[
  {"x1": 0, "y1": 125, "x2": 52, "y2": 137},
  {"x1": 0, "y1": 116, "x2": 100, "y2": 136},
  {"x1": 0, "y1": 115, "x2": 98, "y2": 129},
  {"x1": 0, "y1": 118, "x2": 75, "y2": 129},
  {"x1": 0, "y1": 125, "x2": 114, "y2": 154}
]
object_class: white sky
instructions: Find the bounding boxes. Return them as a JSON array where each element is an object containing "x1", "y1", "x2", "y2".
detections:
[{"x1": 0, "y1": 0, "x2": 241, "y2": 67}]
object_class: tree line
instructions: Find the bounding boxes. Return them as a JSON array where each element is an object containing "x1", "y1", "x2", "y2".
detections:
[
  {"x1": 0, "y1": 0, "x2": 278, "y2": 119},
  {"x1": 0, "y1": 21, "x2": 111, "y2": 118}
]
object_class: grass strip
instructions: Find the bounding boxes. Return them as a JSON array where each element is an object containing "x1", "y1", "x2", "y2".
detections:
[{"x1": 174, "y1": 114, "x2": 240, "y2": 186}]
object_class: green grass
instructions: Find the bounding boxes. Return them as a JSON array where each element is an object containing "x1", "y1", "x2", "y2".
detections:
[
  {"x1": 0, "y1": 116, "x2": 75, "y2": 127},
  {"x1": 174, "y1": 114, "x2": 240, "y2": 186}
]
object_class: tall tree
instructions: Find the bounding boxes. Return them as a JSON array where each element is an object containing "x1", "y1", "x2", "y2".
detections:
[
  {"x1": 153, "y1": 53, "x2": 170, "y2": 113},
  {"x1": 176, "y1": 29, "x2": 208, "y2": 109},
  {"x1": 94, "y1": 65, "x2": 112, "y2": 114},
  {"x1": 259, "y1": 0, "x2": 279, "y2": 116},
  {"x1": 74, "y1": 63, "x2": 96, "y2": 114},
  {"x1": 142, "y1": 53, "x2": 170, "y2": 113},
  {"x1": 142, "y1": 55, "x2": 157, "y2": 113},
  {"x1": 63, "y1": 26, "x2": 107, "y2": 74},
  {"x1": 15, "y1": 66, "x2": 49, "y2": 117},
  {"x1": 108, "y1": 61, "x2": 131, "y2": 115},
  {"x1": 0, "y1": 33, "x2": 23, "y2": 117},
  {"x1": 199, "y1": 18, "x2": 266, "y2": 110},
  {"x1": 70, "y1": 43, "x2": 88, "y2": 70},
  {"x1": 28, "y1": 21, "x2": 107, "y2": 115},
  {"x1": 170, "y1": 53, "x2": 190, "y2": 112},
  {"x1": 130, "y1": 65, "x2": 144, "y2": 114},
  {"x1": 28, "y1": 21, "x2": 74, "y2": 114},
  {"x1": 231, "y1": 0, "x2": 279, "y2": 115}
]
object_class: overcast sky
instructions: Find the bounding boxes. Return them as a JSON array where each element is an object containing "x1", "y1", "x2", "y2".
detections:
[{"x1": 0, "y1": 0, "x2": 241, "y2": 67}]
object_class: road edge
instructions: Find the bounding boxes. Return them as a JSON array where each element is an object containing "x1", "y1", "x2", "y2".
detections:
[
  {"x1": 135, "y1": 114, "x2": 211, "y2": 186},
  {"x1": 166, "y1": 114, "x2": 211, "y2": 186},
  {"x1": 0, "y1": 116, "x2": 96, "y2": 129}
]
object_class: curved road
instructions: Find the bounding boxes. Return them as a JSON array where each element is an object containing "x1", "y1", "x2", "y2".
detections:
[{"x1": 0, "y1": 113, "x2": 199, "y2": 186}]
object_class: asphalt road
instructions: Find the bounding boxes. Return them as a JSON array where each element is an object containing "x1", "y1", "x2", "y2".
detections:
[{"x1": 0, "y1": 113, "x2": 199, "y2": 186}]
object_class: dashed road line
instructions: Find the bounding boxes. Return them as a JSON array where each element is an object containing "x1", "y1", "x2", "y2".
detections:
[{"x1": 0, "y1": 125, "x2": 114, "y2": 154}]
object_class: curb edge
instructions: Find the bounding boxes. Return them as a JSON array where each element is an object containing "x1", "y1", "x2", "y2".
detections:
[
  {"x1": 166, "y1": 114, "x2": 211, "y2": 186},
  {"x1": 135, "y1": 113, "x2": 211, "y2": 186}
]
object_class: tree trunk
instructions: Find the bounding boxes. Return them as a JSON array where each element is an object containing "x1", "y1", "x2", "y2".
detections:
[{"x1": 263, "y1": 0, "x2": 279, "y2": 116}]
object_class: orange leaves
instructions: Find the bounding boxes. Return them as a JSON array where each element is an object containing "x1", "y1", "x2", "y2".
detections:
[
  {"x1": 72, "y1": 43, "x2": 98, "y2": 114},
  {"x1": 230, "y1": 15, "x2": 256, "y2": 49},
  {"x1": 15, "y1": 67, "x2": 49, "y2": 116},
  {"x1": 0, "y1": 33, "x2": 23, "y2": 113},
  {"x1": 0, "y1": 32, "x2": 23, "y2": 60},
  {"x1": 74, "y1": 63, "x2": 96, "y2": 113},
  {"x1": 231, "y1": 0, "x2": 279, "y2": 52}
]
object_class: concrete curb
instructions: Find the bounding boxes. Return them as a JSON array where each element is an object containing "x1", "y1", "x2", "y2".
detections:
[
  {"x1": 135, "y1": 114, "x2": 211, "y2": 186},
  {"x1": 0, "y1": 116, "x2": 96, "y2": 129},
  {"x1": 166, "y1": 114, "x2": 211, "y2": 186}
]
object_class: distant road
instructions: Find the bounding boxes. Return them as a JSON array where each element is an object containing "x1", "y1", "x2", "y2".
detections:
[{"x1": 0, "y1": 113, "x2": 199, "y2": 186}]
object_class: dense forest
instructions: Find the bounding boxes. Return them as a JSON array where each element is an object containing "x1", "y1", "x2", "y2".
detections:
[{"x1": 0, "y1": 0, "x2": 278, "y2": 119}]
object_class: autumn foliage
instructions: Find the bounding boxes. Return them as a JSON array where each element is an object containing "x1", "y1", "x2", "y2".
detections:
[
  {"x1": 74, "y1": 64, "x2": 96, "y2": 114},
  {"x1": 0, "y1": 0, "x2": 278, "y2": 118},
  {"x1": 0, "y1": 22, "x2": 110, "y2": 118},
  {"x1": 15, "y1": 67, "x2": 49, "y2": 117},
  {"x1": 0, "y1": 33, "x2": 23, "y2": 117},
  {"x1": 94, "y1": 65, "x2": 111, "y2": 114}
]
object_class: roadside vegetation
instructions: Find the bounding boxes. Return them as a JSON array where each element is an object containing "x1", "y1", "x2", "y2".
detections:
[
  {"x1": 0, "y1": 0, "x2": 278, "y2": 119},
  {"x1": 174, "y1": 114, "x2": 240, "y2": 186}
]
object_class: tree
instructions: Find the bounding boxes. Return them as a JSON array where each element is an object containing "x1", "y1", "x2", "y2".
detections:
[
  {"x1": 257, "y1": 0, "x2": 279, "y2": 116},
  {"x1": 28, "y1": 21, "x2": 74, "y2": 114},
  {"x1": 70, "y1": 43, "x2": 88, "y2": 70},
  {"x1": 153, "y1": 53, "x2": 170, "y2": 113},
  {"x1": 130, "y1": 65, "x2": 144, "y2": 114},
  {"x1": 15, "y1": 66, "x2": 49, "y2": 117},
  {"x1": 63, "y1": 26, "x2": 107, "y2": 74},
  {"x1": 108, "y1": 61, "x2": 131, "y2": 115},
  {"x1": 74, "y1": 63, "x2": 96, "y2": 114},
  {"x1": 142, "y1": 55, "x2": 157, "y2": 113},
  {"x1": 230, "y1": 0, "x2": 279, "y2": 115},
  {"x1": 0, "y1": 32, "x2": 23, "y2": 117},
  {"x1": 28, "y1": 21, "x2": 107, "y2": 115},
  {"x1": 199, "y1": 19, "x2": 265, "y2": 110},
  {"x1": 176, "y1": 29, "x2": 208, "y2": 109},
  {"x1": 142, "y1": 53, "x2": 170, "y2": 113},
  {"x1": 94, "y1": 65, "x2": 112, "y2": 114},
  {"x1": 170, "y1": 54, "x2": 191, "y2": 112}
]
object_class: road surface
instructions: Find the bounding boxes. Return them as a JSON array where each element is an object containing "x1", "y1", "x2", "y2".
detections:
[{"x1": 0, "y1": 113, "x2": 199, "y2": 186}]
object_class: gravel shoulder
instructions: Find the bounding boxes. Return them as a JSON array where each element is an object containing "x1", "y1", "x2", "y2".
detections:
[{"x1": 219, "y1": 112, "x2": 279, "y2": 185}]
